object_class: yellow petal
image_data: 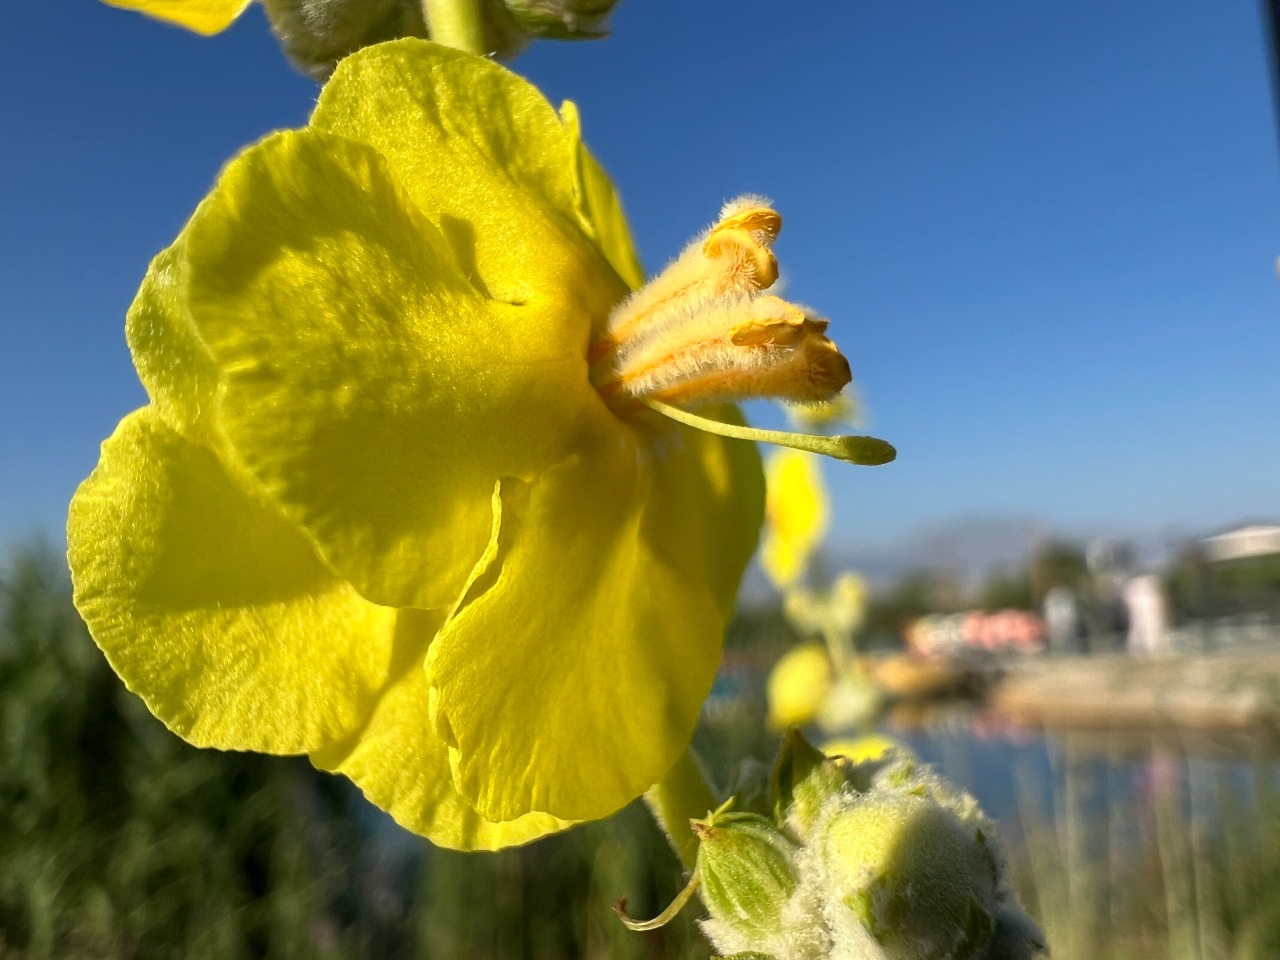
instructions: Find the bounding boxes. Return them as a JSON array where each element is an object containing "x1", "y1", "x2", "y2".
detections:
[
  {"x1": 181, "y1": 128, "x2": 596, "y2": 611},
  {"x1": 311, "y1": 40, "x2": 627, "y2": 336},
  {"x1": 650, "y1": 406, "x2": 764, "y2": 619},
  {"x1": 68, "y1": 407, "x2": 398, "y2": 753},
  {"x1": 312, "y1": 606, "x2": 571, "y2": 851},
  {"x1": 561, "y1": 100, "x2": 645, "y2": 292},
  {"x1": 124, "y1": 243, "x2": 219, "y2": 443},
  {"x1": 820, "y1": 734, "x2": 907, "y2": 764},
  {"x1": 761, "y1": 449, "x2": 830, "y2": 589},
  {"x1": 428, "y1": 414, "x2": 755, "y2": 823},
  {"x1": 101, "y1": 0, "x2": 251, "y2": 35}
]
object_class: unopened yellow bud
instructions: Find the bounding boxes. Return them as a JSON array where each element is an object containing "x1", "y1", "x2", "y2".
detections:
[{"x1": 765, "y1": 643, "x2": 833, "y2": 731}]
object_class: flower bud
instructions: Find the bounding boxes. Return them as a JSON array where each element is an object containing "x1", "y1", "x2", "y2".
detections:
[
  {"x1": 259, "y1": 0, "x2": 617, "y2": 80},
  {"x1": 817, "y1": 791, "x2": 1001, "y2": 960},
  {"x1": 765, "y1": 643, "x2": 833, "y2": 730},
  {"x1": 501, "y1": 0, "x2": 620, "y2": 40},
  {"x1": 770, "y1": 729, "x2": 906, "y2": 842},
  {"x1": 771, "y1": 728, "x2": 851, "y2": 841},
  {"x1": 261, "y1": 0, "x2": 430, "y2": 79},
  {"x1": 813, "y1": 672, "x2": 881, "y2": 734},
  {"x1": 625, "y1": 733, "x2": 1042, "y2": 959},
  {"x1": 695, "y1": 810, "x2": 798, "y2": 949}
]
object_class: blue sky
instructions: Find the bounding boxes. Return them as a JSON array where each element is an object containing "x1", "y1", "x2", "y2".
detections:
[{"x1": 1, "y1": 0, "x2": 1277, "y2": 556}]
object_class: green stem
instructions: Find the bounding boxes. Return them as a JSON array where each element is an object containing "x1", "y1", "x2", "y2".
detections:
[
  {"x1": 822, "y1": 625, "x2": 848, "y2": 676},
  {"x1": 421, "y1": 0, "x2": 486, "y2": 54},
  {"x1": 644, "y1": 747, "x2": 718, "y2": 871}
]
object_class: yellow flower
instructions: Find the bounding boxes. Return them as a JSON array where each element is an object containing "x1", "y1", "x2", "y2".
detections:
[
  {"x1": 760, "y1": 449, "x2": 830, "y2": 590},
  {"x1": 102, "y1": 0, "x2": 251, "y2": 35},
  {"x1": 68, "y1": 41, "x2": 885, "y2": 848}
]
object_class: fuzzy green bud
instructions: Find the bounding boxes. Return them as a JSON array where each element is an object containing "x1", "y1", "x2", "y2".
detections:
[
  {"x1": 771, "y1": 729, "x2": 849, "y2": 840},
  {"x1": 771, "y1": 729, "x2": 905, "y2": 842},
  {"x1": 695, "y1": 810, "x2": 798, "y2": 946},
  {"x1": 627, "y1": 732, "x2": 1043, "y2": 959},
  {"x1": 259, "y1": 0, "x2": 616, "y2": 80},
  {"x1": 502, "y1": 0, "x2": 619, "y2": 40},
  {"x1": 818, "y1": 791, "x2": 1000, "y2": 960},
  {"x1": 261, "y1": 0, "x2": 431, "y2": 79}
]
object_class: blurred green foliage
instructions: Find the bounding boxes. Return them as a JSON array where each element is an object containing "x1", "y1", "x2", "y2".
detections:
[
  {"x1": 0, "y1": 540, "x2": 708, "y2": 959},
  {"x1": 1165, "y1": 546, "x2": 1280, "y2": 624},
  {"x1": 12, "y1": 532, "x2": 1280, "y2": 960}
]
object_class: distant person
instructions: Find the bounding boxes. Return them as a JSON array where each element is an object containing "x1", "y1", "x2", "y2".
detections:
[
  {"x1": 1124, "y1": 575, "x2": 1168, "y2": 656},
  {"x1": 1043, "y1": 586, "x2": 1081, "y2": 654}
]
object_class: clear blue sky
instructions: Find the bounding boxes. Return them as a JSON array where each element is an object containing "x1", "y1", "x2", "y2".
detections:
[{"x1": 1, "y1": 1, "x2": 1277, "y2": 554}]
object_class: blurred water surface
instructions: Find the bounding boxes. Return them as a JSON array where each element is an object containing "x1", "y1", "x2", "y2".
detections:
[{"x1": 888, "y1": 706, "x2": 1280, "y2": 960}]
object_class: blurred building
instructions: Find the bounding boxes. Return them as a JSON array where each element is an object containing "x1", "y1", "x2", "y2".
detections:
[{"x1": 1202, "y1": 523, "x2": 1280, "y2": 563}]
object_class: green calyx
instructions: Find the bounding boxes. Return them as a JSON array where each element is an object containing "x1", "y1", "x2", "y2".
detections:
[
  {"x1": 258, "y1": 0, "x2": 620, "y2": 79},
  {"x1": 771, "y1": 729, "x2": 849, "y2": 840},
  {"x1": 503, "y1": 0, "x2": 619, "y2": 39},
  {"x1": 695, "y1": 807, "x2": 799, "y2": 944}
]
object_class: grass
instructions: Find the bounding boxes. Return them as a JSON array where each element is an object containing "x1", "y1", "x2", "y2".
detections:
[{"x1": 0, "y1": 540, "x2": 709, "y2": 960}]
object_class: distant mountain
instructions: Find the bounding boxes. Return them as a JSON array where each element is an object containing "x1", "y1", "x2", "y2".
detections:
[
  {"x1": 739, "y1": 512, "x2": 1192, "y2": 604},
  {"x1": 826, "y1": 513, "x2": 1046, "y2": 590}
]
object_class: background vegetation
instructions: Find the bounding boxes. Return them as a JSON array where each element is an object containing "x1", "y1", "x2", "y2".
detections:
[
  {"x1": 0, "y1": 541, "x2": 707, "y2": 960},
  {"x1": 7, "y1": 539, "x2": 1280, "y2": 959}
]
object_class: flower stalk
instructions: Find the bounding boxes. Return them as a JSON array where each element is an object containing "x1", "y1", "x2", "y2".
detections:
[{"x1": 422, "y1": 0, "x2": 486, "y2": 54}]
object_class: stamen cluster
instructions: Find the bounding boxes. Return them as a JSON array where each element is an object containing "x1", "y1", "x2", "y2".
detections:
[{"x1": 592, "y1": 197, "x2": 852, "y2": 412}]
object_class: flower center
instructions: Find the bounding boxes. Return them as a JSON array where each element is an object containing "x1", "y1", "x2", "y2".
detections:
[
  {"x1": 590, "y1": 197, "x2": 851, "y2": 416},
  {"x1": 589, "y1": 197, "x2": 896, "y2": 468}
]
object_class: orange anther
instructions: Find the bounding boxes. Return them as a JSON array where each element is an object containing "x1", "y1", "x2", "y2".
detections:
[{"x1": 702, "y1": 227, "x2": 779, "y2": 289}]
